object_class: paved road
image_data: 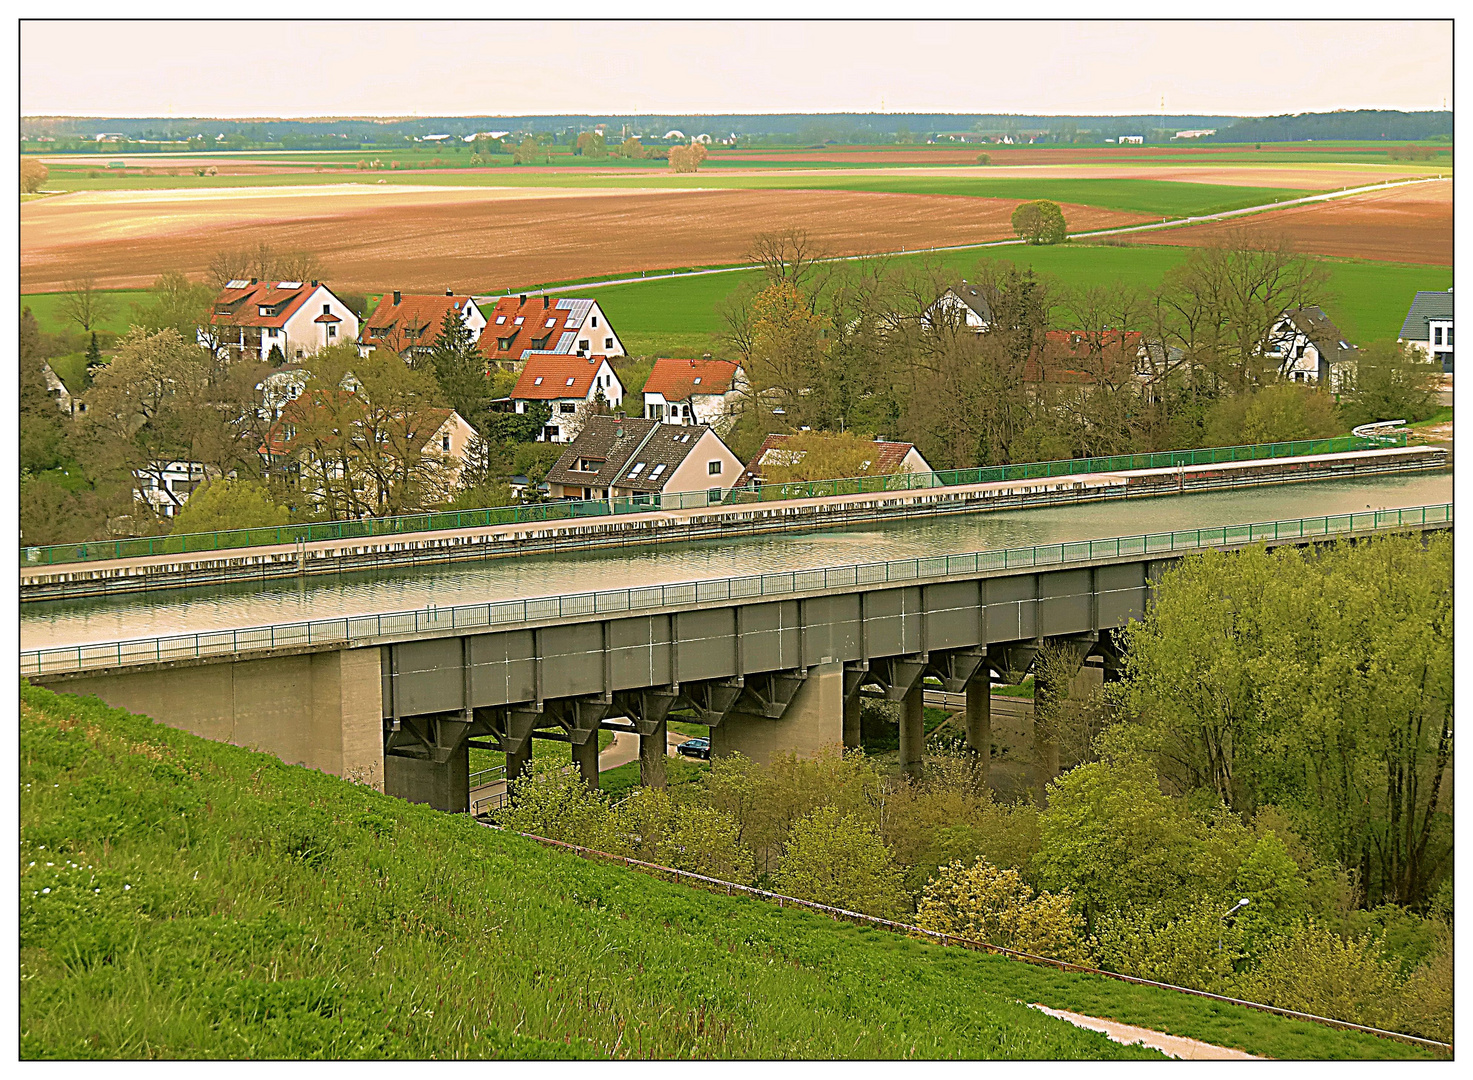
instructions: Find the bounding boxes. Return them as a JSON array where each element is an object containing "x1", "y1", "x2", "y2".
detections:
[{"x1": 474, "y1": 176, "x2": 1449, "y2": 298}]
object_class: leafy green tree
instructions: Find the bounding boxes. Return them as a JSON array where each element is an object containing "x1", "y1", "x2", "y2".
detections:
[
  {"x1": 169, "y1": 478, "x2": 291, "y2": 535},
  {"x1": 84, "y1": 332, "x2": 103, "y2": 374},
  {"x1": 772, "y1": 806, "x2": 909, "y2": 918},
  {"x1": 427, "y1": 306, "x2": 488, "y2": 426},
  {"x1": 916, "y1": 857, "x2": 1087, "y2": 960},
  {"x1": 21, "y1": 156, "x2": 48, "y2": 193},
  {"x1": 498, "y1": 760, "x2": 611, "y2": 845},
  {"x1": 604, "y1": 787, "x2": 753, "y2": 881},
  {"x1": 1336, "y1": 340, "x2": 1440, "y2": 426},
  {"x1": 1010, "y1": 200, "x2": 1067, "y2": 245},
  {"x1": 1202, "y1": 382, "x2": 1342, "y2": 445},
  {"x1": 1093, "y1": 900, "x2": 1242, "y2": 992}
]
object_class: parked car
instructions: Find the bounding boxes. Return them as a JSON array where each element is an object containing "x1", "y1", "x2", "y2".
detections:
[{"x1": 676, "y1": 737, "x2": 711, "y2": 760}]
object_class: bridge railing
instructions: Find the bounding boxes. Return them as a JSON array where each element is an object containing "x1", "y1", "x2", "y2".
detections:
[
  {"x1": 18, "y1": 433, "x2": 1406, "y2": 568},
  {"x1": 20, "y1": 502, "x2": 1450, "y2": 678}
]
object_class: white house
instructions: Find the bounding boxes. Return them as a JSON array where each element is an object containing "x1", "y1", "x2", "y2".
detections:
[
  {"x1": 1119, "y1": 135, "x2": 1144, "y2": 144},
  {"x1": 545, "y1": 415, "x2": 745, "y2": 503},
  {"x1": 38, "y1": 359, "x2": 75, "y2": 415},
  {"x1": 478, "y1": 294, "x2": 625, "y2": 369},
  {"x1": 206, "y1": 279, "x2": 360, "y2": 363},
  {"x1": 1399, "y1": 289, "x2": 1454, "y2": 373},
  {"x1": 360, "y1": 290, "x2": 486, "y2": 358},
  {"x1": 510, "y1": 354, "x2": 625, "y2": 442},
  {"x1": 134, "y1": 460, "x2": 211, "y2": 519},
  {"x1": 641, "y1": 357, "x2": 747, "y2": 430},
  {"x1": 923, "y1": 281, "x2": 994, "y2": 333},
  {"x1": 1265, "y1": 306, "x2": 1358, "y2": 389},
  {"x1": 739, "y1": 434, "x2": 933, "y2": 488},
  {"x1": 1173, "y1": 129, "x2": 1217, "y2": 139}
]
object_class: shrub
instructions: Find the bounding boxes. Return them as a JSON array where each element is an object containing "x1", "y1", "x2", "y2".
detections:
[
  {"x1": 772, "y1": 806, "x2": 908, "y2": 918},
  {"x1": 497, "y1": 761, "x2": 611, "y2": 845},
  {"x1": 975, "y1": 153, "x2": 991, "y2": 165},
  {"x1": 1231, "y1": 921, "x2": 1403, "y2": 1029},
  {"x1": 917, "y1": 857, "x2": 1087, "y2": 961},
  {"x1": 169, "y1": 478, "x2": 291, "y2": 536},
  {"x1": 1394, "y1": 924, "x2": 1452, "y2": 1042},
  {"x1": 604, "y1": 787, "x2": 753, "y2": 881},
  {"x1": 1094, "y1": 900, "x2": 1241, "y2": 992}
]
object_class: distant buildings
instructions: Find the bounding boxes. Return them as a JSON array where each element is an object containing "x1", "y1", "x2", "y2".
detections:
[
  {"x1": 739, "y1": 434, "x2": 932, "y2": 488},
  {"x1": 1399, "y1": 290, "x2": 1454, "y2": 373},
  {"x1": 360, "y1": 290, "x2": 486, "y2": 359},
  {"x1": 1172, "y1": 129, "x2": 1217, "y2": 139},
  {"x1": 477, "y1": 294, "x2": 624, "y2": 369},
  {"x1": 1266, "y1": 307, "x2": 1358, "y2": 389}
]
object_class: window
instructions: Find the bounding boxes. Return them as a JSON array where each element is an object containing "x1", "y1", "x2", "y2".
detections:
[
  {"x1": 649, "y1": 464, "x2": 667, "y2": 479},
  {"x1": 323, "y1": 304, "x2": 331, "y2": 315},
  {"x1": 692, "y1": 376, "x2": 702, "y2": 385},
  {"x1": 708, "y1": 488, "x2": 722, "y2": 503},
  {"x1": 565, "y1": 377, "x2": 576, "y2": 386},
  {"x1": 708, "y1": 460, "x2": 722, "y2": 475},
  {"x1": 579, "y1": 339, "x2": 590, "y2": 351},
  {"x1": 533, "y1": 376, "x2": 544, "y2": 385},
  {"x1": 627, "y1": 462, "x2": 646, "y2": 478},
  {"x1": 1449, "y1": 328, "x2": 1455, "y2": 347},
  {"x1": 605, "y1": 337, "x2": 613, "y2": 350},
  {"x1": 1435, "y1": 327, "x2": 1443, "y2": 345},
  {"x1": 561, "y1": 403, "x2": 576, "y2": 413},
  {"x1": 592, "y1": 316, "x2": 598, "y2": 327},
  {"x1": 514, "y1": 316, "x2": 524, "y2": 325},
  {"x1": 328, "y1": 325, "x2": 336, "y2": 338},
  {"x1": 496, "y1": 315, "x2": 507, "y2": 324},
  {"x1": 442, "y1": 434, "x2": 451, "y2": 452},
  {"x1": 546, "y1": 318, "x2": 557, "y2": 328}
]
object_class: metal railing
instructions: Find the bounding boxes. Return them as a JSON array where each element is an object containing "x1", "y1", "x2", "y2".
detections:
[
  {"x1": 19, "y1": 502, "x2": 1450, "y2": 678},
  {"x1": 18, "y1": 434, "x2": 1406, "y2": 568}
]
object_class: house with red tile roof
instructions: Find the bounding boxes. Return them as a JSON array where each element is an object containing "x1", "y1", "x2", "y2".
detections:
[
  {"x1": 1025, "y1": 330, "x2": 1144, "y2": 384},
  {"x1": 641, "y1": 357, "x2": 747, "y2": 431},
  {"x1": 205, "y1": 279, "x2": 360, "y2": 363},
  {"x1": 739, "y1": 433, "x2": 932, "y2": 487},
  {"x1": 359, "y1": 289, "x2": 487, "y2": 359},
  {"x1": 478, "y1": 293, "x2": 624, "y2": 369},
  {"x1": 510, "y1": 354, "x2": 625, "y2": 442}
]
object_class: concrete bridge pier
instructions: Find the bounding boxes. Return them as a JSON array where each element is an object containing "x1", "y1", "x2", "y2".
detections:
[
  {"x1": 572, "y1": 734, "x2": 600, "y2": 788},
  {"x1": 899, "y1": 682, "x2": 925, "y2": 779},
  {"x1": 639, "y1": 718, "x2": 668, "y2": 788},
  {"x1": 965, "y1": 673, "x2": 992, "y2": 786},
  {"x1": 711, "y1": 660, "x2": 844, "y2": 766},
  {"x1": 385, "y1": 739, "x2": 469, "y2": 813}
]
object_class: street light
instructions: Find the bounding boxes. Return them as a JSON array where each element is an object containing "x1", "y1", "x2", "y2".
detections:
[{"x1": 1218, "y1": 897, "x2": 1250, "y2": 954}]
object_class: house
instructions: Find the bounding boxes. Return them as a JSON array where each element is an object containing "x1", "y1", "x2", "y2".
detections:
[
  {"x1": 510, "y1": 354, "x2": 624, "y2": 443},
  {"x1": 134, "y1": 460, "x2": 210, "y2": 519},
  {"x1": 1399, "y1": 289, "x2": 1454, "y2": 372},
  {"x1": 1119, "y1": 135, "x2": 1144, "y2": 144},
  {"x1": 545, "y1": 415, "x2": 744, "y2": 503},
  {"x1": 1172, "y1": 129, "x2": 1217, "y2": 139},
  {"x1": 924, "y1": 281, "x2": 994, "y2": 333},
  {"x1": 1266, "y1": 307, "x2": 1358, "y2": 389},
  {"x1": 739, "y1": 434, "x2": 932, "y2": 488},
  {"x1": 360, "y1": 289, "x2": 486, "y2": 358},
  {"x1": 1026, "y1": 330, "x2": 1145, "y2": 384},
  {"x1": 38, "y1": 360, "x2": 75, "y2": 416},
  {"x1": 641, "y1": 357, "x2": 747, "y2": 429},
  {"x1": 206, "y1": 279, "x2": 360, "y2": 363},
  {"x1": 477, "y1": 294, "x2": 624, "y2": 369}
]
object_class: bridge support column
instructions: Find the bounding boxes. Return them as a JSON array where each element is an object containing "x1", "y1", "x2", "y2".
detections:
[
  {"x1": 506, "y1": 738, "x2": 532, "y2": 786},
  {"x1": 712, "y1": 661, "x2": 842, "y2": 766},
  {"x1": 899, "y1": 681, "x2": 924, "y2": 779},
  {"x1": 843, "y1": 694, "x2": 861, "y2": 750},
  {"x1": 640, "y1": 719, "x2": 668, "y2": 788},
  {"x1": 572, "y1": 735, "x2": 600, "y2": 789},
  {"x1": 385, "y1": 740, "x2": 468, "y2": 813},
  {"x1": 965, "y1": 673, "x2": 992, "y2": 787}
]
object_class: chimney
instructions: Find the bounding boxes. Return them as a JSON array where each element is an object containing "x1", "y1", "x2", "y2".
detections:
[
  {"x1": 519, "y1": 294, "x2": 527, "y2": 306},
  {"x1": 310, "y1": 279, "x2": 318, "y2": 287},
  {"x1": 543, "y1": 296, "x2": 550, "y2": 309},
  {"x1": 614, "y1": 417, "x2": 625, "y2": 439},
  {"x1": 392, "y1": 290, "x2": 401, "y2": 305},
  {"x1": 446, "y1": 287, "x2": 454, "y2": 296},
  {"x1": 250, "y1": 277, "x2": 258, "y2": 285}
]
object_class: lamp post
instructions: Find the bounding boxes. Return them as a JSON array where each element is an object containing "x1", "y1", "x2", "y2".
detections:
[{"x1": 1218, "y1": 897, "x2": 1250, "y2": 954}]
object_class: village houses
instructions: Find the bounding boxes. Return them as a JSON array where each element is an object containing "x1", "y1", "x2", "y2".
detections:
[
  {"x1": 1265, "y1": 306, "x2": 1358, "y2": 389},
  {"x1": 1399, "y1": 289, "x2": 1454, "y2": 373},
  {"x1": 641, "y1": 356, "x2": 747, "y2": 430},
  {"x1": 509, "y1": 354, "x2": 624, "y2": 442},
  {"x1": 204, "y1": 279, "x2": 360, "y2": 363},
  {"x1": 545, "y1": 415, "x2": 744, "y2": 504},
  {"x1": 478, "y1": 294, "x2": 624, "y2": 370},
  {"x1": 359, "y1": 289, "x2": 486, "y2": 359},
  {"x1": 739, "y1": 434, "x2": 933, "y2": 488}
]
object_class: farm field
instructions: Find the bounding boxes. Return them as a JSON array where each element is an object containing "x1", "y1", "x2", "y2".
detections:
[
  {"x1": 1127, "y1": 180, "x2": 1452, "y2": 265},
  {"x1": 590, "y1": 245, "x2": 1454, "y2": 358},
  {"x1": 19, "y1": 682, "x2": 1428, "y2": 1060},
  {"x1": 19, "y1": 185, "x2": 1152, "y2": 294}
]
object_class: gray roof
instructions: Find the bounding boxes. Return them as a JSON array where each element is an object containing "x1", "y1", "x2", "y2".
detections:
[
  {"x1": 1282, "y1": 306, "x2": 1356, "y2": 356},
  {"x1": 547, "y1": 415, "x2": 712, "y2": 494},
  {"x1": 946, "y1": 281, "x2": 994, "y2": 324},
  {"x1": 1399, "y1": 290, "x2": 1454, "y2": 340}
]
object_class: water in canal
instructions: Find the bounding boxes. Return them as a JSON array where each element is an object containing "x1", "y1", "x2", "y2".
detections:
[{"x1": 21, "y1": 470, "x2": 1451, "y2": 650}]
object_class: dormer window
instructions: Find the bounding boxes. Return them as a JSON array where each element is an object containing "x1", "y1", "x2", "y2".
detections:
[
  {"x1": 565, "y1": 377, "x2": 576, "y2": 386},
  {"x1": 545, "y1": 318, "x2": 557, "y2": 328},
  {"x1": 533, "y1": 376, "x2": 544, "y2": 385}
]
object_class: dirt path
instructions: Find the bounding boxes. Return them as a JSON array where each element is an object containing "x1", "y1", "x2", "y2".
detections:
[{"x1": 1028, "y1": 1003, "x2": 1261, "y2": 1060}]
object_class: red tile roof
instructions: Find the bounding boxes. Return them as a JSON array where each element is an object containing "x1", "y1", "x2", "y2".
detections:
[
  {"x1": 511, "y1": 354, "x2": 609, "y2": 400},
  {"x1": 1024, "y1": 330, "x2": 1143, "y2": 383},
  {"x1": 478, "y1": 295, "x2": 594, "y2": 362},
  {"x1": 210, "y1": 281, "x2": 318, "y2": 329},
  {"x1": 314, "y1": 312, "x2": 342, "y2": 324},
  {"x1": 362, "y1": 293, "x2": 477, "y2": 348},
  {"x1": 642, "y1": 358, "x2": 740, "y2": 400}
]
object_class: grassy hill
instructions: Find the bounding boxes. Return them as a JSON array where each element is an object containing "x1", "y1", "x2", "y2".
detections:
[{"x1": 20, "y1": 682, "x2": 1428, "y2": 1059}]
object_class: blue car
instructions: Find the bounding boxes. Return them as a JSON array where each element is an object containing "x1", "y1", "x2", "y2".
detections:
[{"x1": 677, "y1": 737, "x2": 711, "y2": 760}]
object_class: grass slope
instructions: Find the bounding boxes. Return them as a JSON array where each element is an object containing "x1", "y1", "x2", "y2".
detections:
[
  {"x1": 20, "y1": 683, "x2": 1426, "y2": 1060},
  {"x1": 22, "y1": 289, "x2": 151, "y2": 339}
]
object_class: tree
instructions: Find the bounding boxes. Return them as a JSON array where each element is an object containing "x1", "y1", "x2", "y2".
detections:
[
  {"x1": 1336, "y1": 340, "x2": 1440, "y2": 427},
  {"x1": 618, "y1": 136, "x2": 646, "y2": 160},
  {"x1": 746, "y1": 227, "x2": 825, "y2": 287},
  {"x1": 574, "y1": 131, "x2": 607, "y2": 158},
  {"x1": 58, "y1": 276, "x2": 114, "y2": 334},
  {"x1": 604, "y1": 787, "x2": 753, "y2": 881},
  {"x1": 512, "y1": 137, "x2": 542, "y2": 165},
  {"x1": 1011, "y1": 200, "x2": 1067, "y2": 245},
  {"x1": 169, "y1": 477, "x2": 291, "y2": 535},
  {"x1": 756, "y1": 430, "x2": 891, "y2": 485},
  {"x1": 130, "y1": 272, "x2": 215, "y2": 343},
  {"x1": 667, "y1": 141, "x2": 708, "y2": 173},
  {"x1": 427, "y1": 306, "x2": 489, "y2": 426},
  {"x1": 746, "y1": 280, "x2": 831, "y2": 424},
  {"x1": 1202, "y1": 382, "x2": 1342, "y2": 445},
  {"x1": 916, "y1": 857, "x2": 1087, "y2": 960},
  {"x1": 84, "y1": 332, "x2": 103, "y2": 373},
  {"x1": 21, "y1": 157, "x2": 48, "y2": 194},
  {"x1": 772, "y1": 806, "x2": 909, "y2": 918}
]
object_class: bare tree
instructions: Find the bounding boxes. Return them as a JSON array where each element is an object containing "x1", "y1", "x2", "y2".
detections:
[
  {"x1": 746, "y1": 227, "x2": 827, "y2": 287},
  {"x1": 58, "y1": 276, "x2": 114, "y2": 334}
]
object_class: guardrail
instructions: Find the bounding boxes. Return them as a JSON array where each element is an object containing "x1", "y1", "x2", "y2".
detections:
[
  {"x1": 20, "y1": 502, "x2": 1450, "y2": 678},
  {"x1": 18, "y1": 433, "x2": 1405, "y2": 568}
]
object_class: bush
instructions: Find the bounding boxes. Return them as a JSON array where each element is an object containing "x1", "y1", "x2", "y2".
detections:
[
  {"x1": 1231, "y1": 921, "x2": 1403, "y2": 1029},
  {"x1": 170, "y1": 478, "x2": 291, "y2": 536},
  {"x1": 917, "y1": 857, "x2": 1087, "y2": 961},
  {"x1": 1203, "y1": 383, "x2": 1341, "y2": 446},
  {"x1": 1011, "y1": 200, "x2": 1067, "y2": 245},
  {"x1": 1336, "y1": 340, "x2": 1441, "y2": 426},
  {"x1": 772, "y1": 806, "x2": 908, "y2": 918},
  {"x1": 976, "y1": 153, "x2": 991, "y2": 165},
  {"x1": 496, "y1": 761, "x2": 611, "y2": 845},
  {"x1": 604, "y1": 787, "x2": 753, "y2": 881},
  {"x1": 1394, "y1": 924, "x2": 1452, "y2": 1042},
  {"x1": 1094, "y1": 900, "x2": 1241, "y2": 992}
]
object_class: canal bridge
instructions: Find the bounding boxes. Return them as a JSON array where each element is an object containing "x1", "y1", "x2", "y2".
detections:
[{"x1": 25, "y1": 504, "x2": 1451, "y2": 812}]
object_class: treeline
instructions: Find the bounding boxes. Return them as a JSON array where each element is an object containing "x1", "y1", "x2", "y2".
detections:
[
  {"x1": 496, "y1": 532, "x2": 1453, "y2": 1042},
  {"x1": 715, "y1": 228, "x2": 1440, "y2": 467},
  {"x1": 1203, "y1": 110, "x2": 1452, "y2": 144}
]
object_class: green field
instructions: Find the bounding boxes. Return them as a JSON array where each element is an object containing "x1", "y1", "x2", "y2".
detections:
[
  {"x1": 20, "y1": 682, "x2": 1429, "y2": 1059},
  {"x1": 22, "y1": 289, "x2": 150, "y2": 339},
  {"x1": 590, "y1": 245, "x2": 1453, "y2": 357}
]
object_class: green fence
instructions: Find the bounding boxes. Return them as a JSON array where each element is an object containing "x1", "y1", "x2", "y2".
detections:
[
  {"x1": 19, "y1": 433, "x2": 1408, "y2": 568},
  {"x1": 19, "y1": 502, "x2": 1449, "y2": 677}
]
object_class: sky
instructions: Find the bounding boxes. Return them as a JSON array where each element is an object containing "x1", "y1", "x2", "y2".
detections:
[{"x1": 20, "y1": 19, "x2": 1452, "y2": 119}]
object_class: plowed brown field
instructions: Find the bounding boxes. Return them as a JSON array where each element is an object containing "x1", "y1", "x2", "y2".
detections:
[
  {"x1": 1126, "y1": 181, "x2": 1452, "y2": 265},
  {"x1": 20, "y1": 185, "x2": 1150, "y2": 293}
]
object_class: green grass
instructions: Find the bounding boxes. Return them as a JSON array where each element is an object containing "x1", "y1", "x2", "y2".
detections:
[
  {"x1": 599, "y1": 756, "x2": 711, "y2": 802},
  {"x1": 20, "y1": 682, "x2": 1430, "y2": 1059},
  {"x1": 468, "y1": 730, "x2": 614, "y2": 777},
  {"x1": 590, "y1": 246, "x2": 1453, "y2": 356},
  {"x1": 22, "y1": 290, "x2": 151, "y2": 339}
]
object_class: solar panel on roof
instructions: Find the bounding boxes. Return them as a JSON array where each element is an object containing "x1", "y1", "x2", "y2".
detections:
[
  {"x1": 278, "y1": 281, "x2": 303, "y2": 289},
  {"x1": 225, "y1": 279, "x2": 250, "y2": 289},
  {"x1": 556, "y1": 332, "x2": 577, "y2": 353}
]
